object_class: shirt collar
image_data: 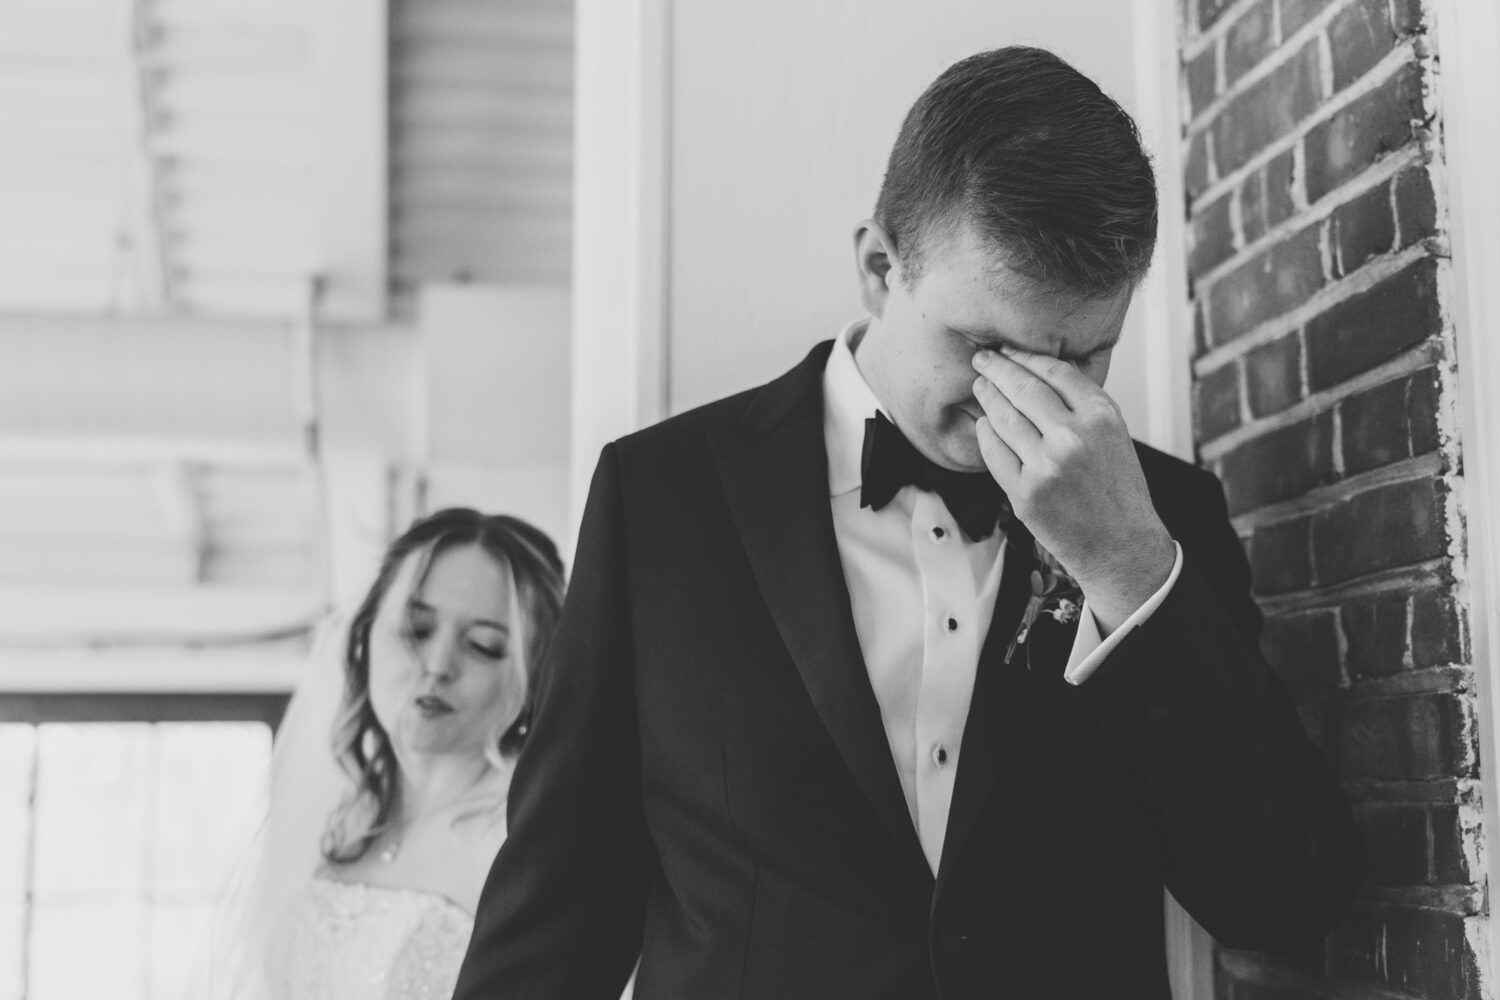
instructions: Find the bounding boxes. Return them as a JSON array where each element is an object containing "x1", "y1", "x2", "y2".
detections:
[{"x1": 823, "y1": 318, "x2": 886, "y2": 498}]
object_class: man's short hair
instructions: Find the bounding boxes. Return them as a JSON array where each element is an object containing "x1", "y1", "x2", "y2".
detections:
[{"x1": 874, "y1": 46, "x2": 1158, "y2": 296}]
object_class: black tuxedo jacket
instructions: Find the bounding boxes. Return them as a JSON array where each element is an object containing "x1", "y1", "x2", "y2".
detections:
[{"x1": 454, "y1": 341, "x2": 1355, "y2": 1000}]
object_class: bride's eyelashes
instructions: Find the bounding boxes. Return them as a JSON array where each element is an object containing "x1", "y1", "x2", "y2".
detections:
[
  {"x1": 469, "y1": 639, "x2": 507, "y2": 660},
  {"x1": 400, "y1": 619, "x2": 508, "y2": 662}
]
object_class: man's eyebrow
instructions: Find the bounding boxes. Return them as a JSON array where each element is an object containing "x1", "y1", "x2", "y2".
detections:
[
  {"x1": 952, "y1": 326, "x2": 1119, "y2": 358},
  {"x1": 950, "y1": 326, "x2": 1018, "y2": 349},
  {"x1": 1062, "y1": 335, "x2": 1121, "y2": 358}
]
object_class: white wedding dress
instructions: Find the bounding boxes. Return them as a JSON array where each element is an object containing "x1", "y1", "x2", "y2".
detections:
[
  {"x1": 196, "y1": 623, "x2": 490, "y2": 1000},
  {"x1": 266, "y1": 878, "x2": 474, "y2": 1000}
]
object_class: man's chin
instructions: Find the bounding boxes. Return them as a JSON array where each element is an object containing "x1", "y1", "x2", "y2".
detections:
[
  {"x1": 904, "y1": 417, "x2": 986, "y2": 472},
  {"x1": 927, "y1": 436, "x2": 987, "y2": 474}
]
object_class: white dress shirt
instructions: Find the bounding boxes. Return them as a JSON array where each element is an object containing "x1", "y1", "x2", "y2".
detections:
[{"x1": 823, "y1": 319, "x2": 1183, "y2": 874}]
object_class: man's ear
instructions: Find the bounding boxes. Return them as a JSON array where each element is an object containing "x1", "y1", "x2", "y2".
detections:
[{"x1": 853, "y1": 221, "x2": 902, "y2": 318}]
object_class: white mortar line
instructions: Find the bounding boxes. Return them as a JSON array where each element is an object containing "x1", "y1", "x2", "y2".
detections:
[
  {"x1": 1183, "y1": 0, "x2": 1322, "y2": 60},
  {"x1": 1352, "y1": 665, "x2": 1474, "y2": 699},
  {"x1": 1184, "y1": 0, "x2": 1360, "y2": 112},
  {"x1": 1253, "y1": 555, "x2": 1451, "y2": 616},
  {"x1": 1186, "y1": 40, "x2": 1421, "y2": 211},
  {"x1": 1200, "y1": 339, "x2": 1442, "y2": 462},
  {"x1": 1317, "y1": 29, "x2": 1337, "y2": 101},
  {"x1": 1192, "y1": 241, "x2": 1439, "y2": 376},
  {"x1": 1193, "y1": 143, "x2": 1423, "y2": 292},
  {"x1": 1225, "y1": 452, "x2": 1448, "y2": 531}
]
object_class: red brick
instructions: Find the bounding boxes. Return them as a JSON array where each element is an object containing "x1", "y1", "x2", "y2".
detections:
[
  {"x1": 1244, "y1": 332, "x2": 1303, "y2": 416},
  {"x1": 1225, "y1": 0, "x2": 1276, "y2": 84},
  {"x1": 1355, "y1": 804, "x2": 1429, "y2": 885},
  {"x1": 1251, "y1": 516, "x2": 1313, "y2": 594},
  {"x1": 1327, "y1": 903, "x2": 1482, "y2": 997},
  {"x1": 1340, "y1": 377, "x2": 1407, "y2": 472},
  {"x1": 1186, "y1": 130, "x2": 1213, "y2": 199},
  {"x1": 1279, "y1": 0, "x2": 1338, "y2": 37},
  {"x1": 1191, "y1": 194, "x2": 1237, "y2": 278},
  {"x1": 1342, "y1": 592, "x2": 1408, "y2": 678},
  {"x1": 1338, "y1": 370, "x2": 1438, "y2": 474},
  {"x1": 1392, "y1": 0, "x2": 1425, "y2": 35},
  {"x1": 1199, "y1": 0, "x2": 1236, "y2": 31},
  {"x1": 1185, "y1": 44, "x2": 1219, "y2": 119},
  {"x1": 1329, "y1": 0, "x2": 1399, "y2": 92},
  {"x1": 1218, "y1": 410, "x2": 1336, "y2": 515},
  {"x1": 1207, "y1": 224, "x2": 1325, "y2": 345},
  {"x1": 1212, "y1": 42, "x2": 1323, "y2": 177},
  {"x1": 1394, "y1": 166, "x2": 1438, "y2": 246},
  {"x1": 1331, "y1": 181, "x2": 1396, "y2": 277},
  {"x1": 1305, "y1": 256, "x2": 1440, "y2": 391},
  {"x1": 1260, "y1": 608, "x2": 1340, "y2": 697},
  {"x1": 1305, "y1": 65, "x2": 1426, "y2": 203},
  {"x1": 1431, "y1": 805, "x2": 1473, "y2": 884},
  {"x1": 1239, "y1": 171, "x2": 1270, "y2": 245},
  {"x1": 1263, "y1": 148, "x2": 1298, "y2": 229},
  {"x1": 1407, "y1": 366, "x2": 1441, "y2": 455},
  {"x1": 1194, "y1": 361, "x2": 1242, "y2": 441},
  {"x1": 1412, "y1": 589, "x2": 1467, "y2": 667},
  {"x1": 1329, "y1": 691, "x2": 1473, "y2": 781},
  {"x1": 1312, "y1": 477, "x2": 1448, "y2": 584}
]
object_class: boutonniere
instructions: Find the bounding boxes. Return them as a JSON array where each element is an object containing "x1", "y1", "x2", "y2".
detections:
[{"x1": 1004, "y1": 543, "x2": 1084, "y2": 667}]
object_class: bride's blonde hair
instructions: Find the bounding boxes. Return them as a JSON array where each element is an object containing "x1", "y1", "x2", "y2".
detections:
[{"x1": 320, "y1": 508, "x2": 565, "y2": 865}]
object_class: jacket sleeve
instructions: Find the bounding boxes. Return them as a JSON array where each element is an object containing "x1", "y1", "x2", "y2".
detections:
[
  {"x1": 1071, "y1": 468, "x2": 1357, "y2": 952},
  {"x1": 453, "y1": 443, "x2": 652, "y2": 999}
]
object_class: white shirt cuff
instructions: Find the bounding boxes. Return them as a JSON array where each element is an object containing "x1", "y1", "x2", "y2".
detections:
[{"x1": 1062, "y1": 541, "x2": 1184, "y2": 686}]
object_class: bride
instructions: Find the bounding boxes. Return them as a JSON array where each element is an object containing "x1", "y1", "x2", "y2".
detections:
[{"x1": 205, "y1": 508, "x2": 565, "y2": 1000}]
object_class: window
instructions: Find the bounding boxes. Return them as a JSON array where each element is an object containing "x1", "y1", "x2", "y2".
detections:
[{"x1": 0, "y1": 694, "x2": 285, "y2": 1000}]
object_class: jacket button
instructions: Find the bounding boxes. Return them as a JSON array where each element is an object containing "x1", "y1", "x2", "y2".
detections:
[
  {"x1": 937, "y1": 930, "x2": 968, "y2": 954},
  {"x1": 1147, "y1": 704, "x2": 1170, "y2": 726}
]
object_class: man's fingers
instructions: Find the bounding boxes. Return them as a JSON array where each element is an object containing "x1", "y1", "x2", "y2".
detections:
[
  {"x1": 970, "y1": 349, "x2": 1073, "y2": 426},
  {"x1": 974, "y1": 417, "x2": 1021, "y2": 485},
  {"x1": 972, "y1": 375, "x2": 1042, "y2": 461},
  {"x1": 984, "y1": 346, "x2": 1099, "y2": 411}
]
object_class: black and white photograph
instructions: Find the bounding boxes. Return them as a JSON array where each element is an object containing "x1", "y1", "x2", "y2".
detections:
[{"x1": 0, "y1": 1, "x2": 1497, "y2": 998}]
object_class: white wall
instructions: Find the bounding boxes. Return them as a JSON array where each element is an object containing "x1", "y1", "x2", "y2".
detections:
[
  {"x1": 571, "y1": 0, "x2": 1193, "y2": 518},
  {"x1": 569, "y1": 0, "x2": 669, "y2": 533},
  {"x1": 667, "y1": 2, "x2": 1161, "y2": 426}
]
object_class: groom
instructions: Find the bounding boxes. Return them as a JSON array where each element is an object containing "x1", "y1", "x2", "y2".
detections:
[{"x1": 455, "y1": 46, "x2": 1355, "y2": 999}]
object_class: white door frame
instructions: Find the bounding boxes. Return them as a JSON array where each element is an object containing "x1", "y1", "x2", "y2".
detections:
[
  {"x1": 1431, "y1": 0, "x2": 1500, "y2": 982},
  {"x1": 1131, "y1": 0, "x2": 1196, "y2": 465},
  {"x1": 1129, "y1": 0, "x2": 1216, "y2": 996},
  {"x1": 568, "y1": 0, "x2": 673, "y2": 536}
]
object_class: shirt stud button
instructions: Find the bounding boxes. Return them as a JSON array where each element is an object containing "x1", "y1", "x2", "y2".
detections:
[
  {"x1": 933, "y1": 744, "x2": 949, "y2": 766},
  {"x1": 945, "y1": 616, "x2": 958, "y2": 633},
  {"x1": 932, "y1": 526, "x2": 946, "y2": 540}
]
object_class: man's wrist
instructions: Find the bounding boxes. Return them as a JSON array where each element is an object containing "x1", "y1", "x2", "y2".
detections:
[{"x1": 1074, "y1": 526, "x2": 1176, "y2": 636}]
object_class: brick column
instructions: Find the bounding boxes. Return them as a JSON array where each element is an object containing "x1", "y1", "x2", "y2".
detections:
[{"x1": 1177, "y1": 1, "x2": 1485, "y2": 997}]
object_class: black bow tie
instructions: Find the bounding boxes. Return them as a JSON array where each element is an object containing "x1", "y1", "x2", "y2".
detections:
[{"x1": 860, "y1": 412, "x2": 1014, "y2": 542}]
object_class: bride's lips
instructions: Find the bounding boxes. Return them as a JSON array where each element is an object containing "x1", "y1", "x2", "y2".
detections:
[{"x1": 414, "y1": 695, "x2": 454, "y2": 717}]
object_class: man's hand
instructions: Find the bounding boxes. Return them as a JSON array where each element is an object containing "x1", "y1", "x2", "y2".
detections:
[{"x1": 971, "y1": 347, "x2": 1175, "y2": 635}]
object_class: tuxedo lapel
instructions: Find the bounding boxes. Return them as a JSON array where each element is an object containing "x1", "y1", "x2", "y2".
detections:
[
  {"x1": 936, "y1": 535, "x2": 1059, "y2": 887},
  {"x1": 706, "y1": 343, "x2": 930, "y2": 878}
]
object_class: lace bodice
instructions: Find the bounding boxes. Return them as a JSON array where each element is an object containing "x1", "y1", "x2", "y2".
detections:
[{"x1": 267, "y1": 878, "x2": 474, "y2": 1000}]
